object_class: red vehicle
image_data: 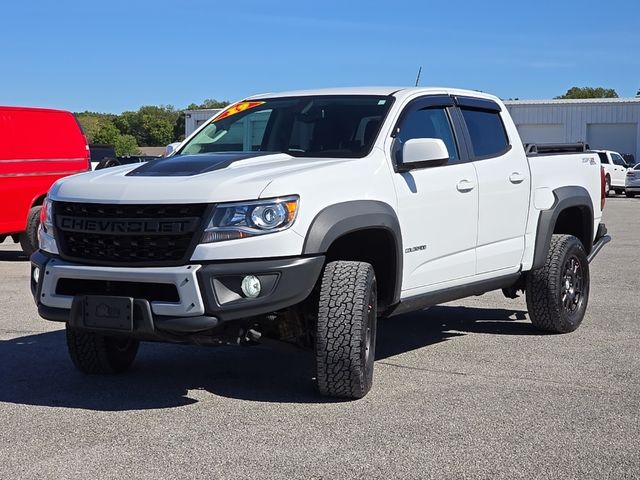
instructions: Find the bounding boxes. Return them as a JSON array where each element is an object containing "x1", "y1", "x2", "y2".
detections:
[{"x1": 0, "y1": 106, "x2": 89, "y2": 254}]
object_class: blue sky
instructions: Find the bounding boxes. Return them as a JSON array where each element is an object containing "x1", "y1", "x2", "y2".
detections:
[{"x1": 1, "y1": 0, "x2": 638, "y2": 112}]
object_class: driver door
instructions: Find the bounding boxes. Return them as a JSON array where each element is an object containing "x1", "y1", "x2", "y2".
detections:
[{"x1": 390, "y1": 96, "x2": 478, "y2": 294}]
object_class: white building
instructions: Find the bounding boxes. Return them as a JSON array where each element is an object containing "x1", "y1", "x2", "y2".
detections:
[
  {"x1": 184, "y1": 108, "x2": 222, "y2": 137},
  {"x1": 504, "y1": 98, "x2": 640, "y2": 161}
]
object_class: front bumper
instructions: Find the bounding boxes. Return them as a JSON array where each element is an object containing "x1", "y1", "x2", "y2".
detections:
[{"x1": 31, "y1": 251, "x2": 324, "y2": 340}]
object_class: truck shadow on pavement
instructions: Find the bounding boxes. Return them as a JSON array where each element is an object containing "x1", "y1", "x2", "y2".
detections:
[{"x1": 0, "y1": 306, "x2": 536, "y2": 410}]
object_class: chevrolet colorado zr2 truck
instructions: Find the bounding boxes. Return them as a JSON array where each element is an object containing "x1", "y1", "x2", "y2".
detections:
[{"x1": 30, "y1": 87, "x2": 611, "y2": 399}]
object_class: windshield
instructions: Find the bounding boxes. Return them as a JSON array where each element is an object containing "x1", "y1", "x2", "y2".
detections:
[{"x1": 179, "y1": 95, "x2": 393, "y2": 158}]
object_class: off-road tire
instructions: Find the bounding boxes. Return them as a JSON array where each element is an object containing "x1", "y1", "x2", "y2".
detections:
[
  {"x1": 66, "y1": 326, "x2": 139, "y2": 374},
  {"x1": 626, "y1": 192, "x2": 636, "y2": 198},
  {"x1": 526, "y1": 234, "x2": 590, "y2": 333},
  {"x1": 19, "y1": 206, "x2": 41, "y2": 256},
  {"x1": 315, "y1": 261, "x2": 377, "y2": 399}
]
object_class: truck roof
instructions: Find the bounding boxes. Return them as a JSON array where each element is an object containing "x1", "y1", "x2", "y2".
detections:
[{"x1": 247, "y1": 86, "x2": 502, "y2": 103}]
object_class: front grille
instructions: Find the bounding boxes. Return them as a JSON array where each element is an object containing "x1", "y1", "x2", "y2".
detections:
[{"x1": 54, "y1": 202, "x2": 208, "y2": 265}]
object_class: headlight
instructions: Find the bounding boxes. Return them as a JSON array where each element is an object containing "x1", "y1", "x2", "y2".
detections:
[
  {"x1": 201, "y1": 196, "x2": 299, "y2": 243},
  {"x1": 40, "y1": 197, "x2": 54, "y2": 235},
  {"x1": 38, "y1": 196, "x2": 59, "y2": 254}
]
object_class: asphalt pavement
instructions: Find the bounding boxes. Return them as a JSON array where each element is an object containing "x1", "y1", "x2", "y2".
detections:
[{"x1": 1, "y1": 197, "x2": 638, "y2": 479}]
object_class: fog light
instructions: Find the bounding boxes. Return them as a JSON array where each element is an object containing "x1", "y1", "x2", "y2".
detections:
[
  {"x1": 241, "y1": 275, "x2": 261, "y2": 298},
  {"x1": 32, "y1": 266, "x2": 40, "y2": 284}
]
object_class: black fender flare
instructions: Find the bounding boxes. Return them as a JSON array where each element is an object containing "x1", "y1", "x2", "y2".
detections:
[
  {"x1": 532, "y1": 186, "x2": 594, "y2": 269},
  {"x1": 302, "y1": 200, "x2": 403, "y2": 305}
]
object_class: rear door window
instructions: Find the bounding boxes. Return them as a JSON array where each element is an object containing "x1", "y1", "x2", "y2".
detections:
[
  {"x1": 597, "y1": 152, "x2": 609, "y2": 165},
  {"x1": 461, "y1": 108, "x2": 509, "y2": 158}
]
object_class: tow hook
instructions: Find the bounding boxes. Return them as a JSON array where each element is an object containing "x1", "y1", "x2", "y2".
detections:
[{"x1": 244, "y1": 328, "x2": 303, "y2": 352}]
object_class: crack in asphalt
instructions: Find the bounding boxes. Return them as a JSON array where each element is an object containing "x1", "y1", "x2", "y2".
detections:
[{"x1": 377, "y1": 361, "x2": 626, "y2": 392}]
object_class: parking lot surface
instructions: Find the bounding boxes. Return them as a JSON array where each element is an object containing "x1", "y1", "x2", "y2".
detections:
[{"x1": 1, "y1": 197, "x2": 639, "y2": 479}]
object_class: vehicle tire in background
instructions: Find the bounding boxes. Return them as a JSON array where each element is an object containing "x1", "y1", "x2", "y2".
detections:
[
  {"x1": 66, "y1": 326, "x2": 139, "y2": 374},
  {"x1": 614, "y1": 189, "x2": 624, "y2": 195},
  {"x1": 525, "y1": 234, "x2": 589, "y2": 333},
  {"x1": 605, "y1": 176, "x2": 611, "y2": 196},
  {"x1": 96, "y1": 158, "x2": 121, "y2": 170},
  {"x1": 626, "y1": 192, "x2": 636, "y2": 198},
  {"x1": 19, "y1": 206, "x2": 41, "y2": 256},
  {"x1": 315, "y1": 261, "x2": 377, "y2": 399}
]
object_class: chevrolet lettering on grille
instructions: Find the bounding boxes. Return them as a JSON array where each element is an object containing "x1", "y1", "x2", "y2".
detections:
[{"x1": 56, "y1": 216, "x2": 199, "y2": 235}]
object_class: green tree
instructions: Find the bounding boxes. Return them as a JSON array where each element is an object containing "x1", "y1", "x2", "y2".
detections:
[
  {"x1": 115, "y1": 106, "x2": 180, "y2": 146},
  {"x1": 186, "y1": 99, "x2": 230, "y2": 109},
  {"x1": 555, "y1": 87, "x2": 619, "y2": 99},
  {"x1": 76, "y1": 112, "x2": 116, "y2": 143},
  {"x1": 92, "y1": 122, "x2": 140, "y2": 156},
  {"x1": 92, "y1": 122, "x2": 121, "y2": 145},
  {"x1": 114, "y1": 134, "x2": 140, "y2": 156}
]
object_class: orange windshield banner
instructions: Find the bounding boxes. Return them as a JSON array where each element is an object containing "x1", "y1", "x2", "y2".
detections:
[{"x1": 212, "y1": 101, "x2": 265, "y2": 122}]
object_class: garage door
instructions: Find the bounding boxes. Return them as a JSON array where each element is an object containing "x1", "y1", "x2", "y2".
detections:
[
  {"x1": 516, "y1": 124, "x2": 565, "y2": 144},
  {"x1": 587, "y1": 123, "x2": 638, "y2": 157}
]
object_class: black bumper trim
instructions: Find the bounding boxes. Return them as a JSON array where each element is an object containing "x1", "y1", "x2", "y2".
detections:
[{"x1": 197, "y1": 256, "x2": 325, "y2": 321}]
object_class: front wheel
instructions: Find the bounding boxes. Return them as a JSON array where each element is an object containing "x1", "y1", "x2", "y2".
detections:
[
  {"x1": 315, "y1": 261, "x2": 377, "y2": 399},
  {"x1": 19, "y1": 206, "x2": 41, "y2": 256},
  {"x1": 66, "y1": 326, "x2": 139, "y2": 374},
  {"x1": 626, "y1": 192, "x2": 636, "y2": 198},
  {"x1": 525, "y1": 235, "x2": 590, "y2": 333}
]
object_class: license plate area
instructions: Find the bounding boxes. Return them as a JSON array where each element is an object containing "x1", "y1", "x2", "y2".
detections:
[{"x1": 82, "y1": 296, "x2": 134, "y2": 331}]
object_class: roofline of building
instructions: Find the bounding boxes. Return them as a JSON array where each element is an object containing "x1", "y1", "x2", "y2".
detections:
[
  {"x1": 184, "y1": 108, "x2": 223, "y2": 114},
  {"x1": 504, "y1": 97, "x2": 640, "y2": 106}
]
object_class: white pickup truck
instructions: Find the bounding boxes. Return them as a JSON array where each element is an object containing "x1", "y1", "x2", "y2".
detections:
[
  {"x1": 594, "y1": 149, "x2": 632, "y2": 195},
  {"x1": 31, "y1": 87, "x2": 610, "y2": 399}
]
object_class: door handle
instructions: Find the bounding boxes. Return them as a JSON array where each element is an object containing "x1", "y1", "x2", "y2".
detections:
[
  {"x1": 456, "y1": 179, "x2": 475, "y2": 192},
  {"x1": 509, "y1": 172, "x2": 526, "y2": 184}
]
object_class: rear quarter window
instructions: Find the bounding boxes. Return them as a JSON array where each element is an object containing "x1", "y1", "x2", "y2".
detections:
[{"x1": 461, "y1": 108, "x2": 509, "y2": 158}]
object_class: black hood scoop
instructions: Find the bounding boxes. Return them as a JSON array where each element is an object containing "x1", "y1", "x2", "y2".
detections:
[{"x1": 126, "y1": 152, "x2": 273, "y2": 177}]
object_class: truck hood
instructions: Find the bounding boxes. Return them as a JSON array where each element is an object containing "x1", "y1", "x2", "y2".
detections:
[{"x1": 50, "y1": 152, "x2": 349, "y2": 204}]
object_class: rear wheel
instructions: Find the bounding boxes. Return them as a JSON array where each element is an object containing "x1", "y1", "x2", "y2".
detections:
[
  {"x1": 315, "y1": 261, "x2": 377, "y2": 399},
  {"x1": 19, "y1": 206, "x2": 41, "y2": 256},
  {"x1": 526, "y1": 235, "x2": 590, "y2": 333},
  {"x1": 66, "y1": 326, "x2": 139, "y2": 374},
  {"x1": 614, "y1": 188, "x2": 624, "y2": 195},
  {"x1": 604, "y1": 176, "x2": 611, "y2": 196}
]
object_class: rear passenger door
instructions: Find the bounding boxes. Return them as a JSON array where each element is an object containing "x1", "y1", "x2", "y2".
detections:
[
  {"x1": 390, "y1": 96, "x2": 479, "y2": 293},
  {"x1": 456, "y1": 97, "x2": 530, "y2": 275}
]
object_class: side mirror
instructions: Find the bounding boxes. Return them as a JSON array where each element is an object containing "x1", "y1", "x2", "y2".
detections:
[
  {"x1": 165, "y1": 142, "x2": 181, "y2": 157},
  {"x1": 398, "y1": 138, "x2": 449, "y2": 172}
]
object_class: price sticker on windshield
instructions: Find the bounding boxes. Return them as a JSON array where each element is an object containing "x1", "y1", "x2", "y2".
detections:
[{"x1": 213, "y1": 101, "x2": 265, "y2": 122}]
